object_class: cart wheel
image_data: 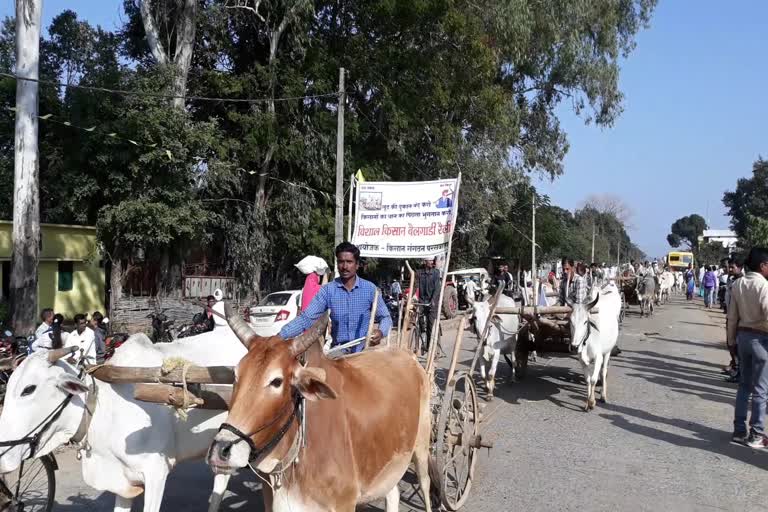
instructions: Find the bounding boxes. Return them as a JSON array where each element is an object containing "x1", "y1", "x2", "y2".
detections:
[{"x1": 435, "y1": 371, "x2": 480, "y2": 511}]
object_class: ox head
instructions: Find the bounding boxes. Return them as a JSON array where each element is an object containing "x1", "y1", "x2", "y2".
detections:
[
  {"x1": 0, "y1": 348, "x2": 88, "y2": 473},
  {"x1": 207, "y1": 305, "x2": 333, "y2": 474},
  {"x1": 568, "y1": 294, "x2": 599, "y2": 351}
]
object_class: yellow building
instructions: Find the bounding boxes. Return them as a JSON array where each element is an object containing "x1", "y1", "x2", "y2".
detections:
[{"x1": 0, "y1": 221, "x2": 106, "y2": 319}]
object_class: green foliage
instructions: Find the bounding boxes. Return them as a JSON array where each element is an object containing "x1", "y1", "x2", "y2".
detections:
[
  {"x1": 723, "y1": 158, "x2": 768, "y2": 241},
  {"x1": 0, "y1": 0, "x2": 657, "y2": 295},
  {"x1": 668, "y1": 214, "x2": 707, "y2": 250},
  {"x1": 742, "y1": 214, "x2": 768, "y2": 248},
  {"x1": 697, "y1": 240, "x2": 729, "y2": 267}
]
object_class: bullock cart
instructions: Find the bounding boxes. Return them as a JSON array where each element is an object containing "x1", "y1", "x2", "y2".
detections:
[
  {"x1": 467, "y1": 288, "x2": 602, "y2": 385},
  {"x1": 88, "y1": 310, "x2": 493, "y2": 511}
]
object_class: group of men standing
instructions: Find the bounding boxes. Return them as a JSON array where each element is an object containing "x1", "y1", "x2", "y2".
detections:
[{"x1": 33, "y1": 308, "x2": 108, "y2": 364}]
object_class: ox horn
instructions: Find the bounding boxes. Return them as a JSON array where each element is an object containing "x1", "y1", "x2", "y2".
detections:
[
  {"x1": 47, "y1": 346, "x2": 77, "y2": 364},
  {"x1": 290, "y1": 312, "x2": 330, "y2": 357},
  {"x1": 224, "y1": 302, "x2": 256, "y2": 349}
]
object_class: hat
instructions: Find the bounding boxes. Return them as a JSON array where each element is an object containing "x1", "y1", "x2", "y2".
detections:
[{"x1": 213, "y1": 288, "x2": 224, "y2": 301}]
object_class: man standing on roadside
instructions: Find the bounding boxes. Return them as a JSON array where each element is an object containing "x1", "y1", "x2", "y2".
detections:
[{"x1": 728, "y1": 247, "x2": 768, "y2": 448}]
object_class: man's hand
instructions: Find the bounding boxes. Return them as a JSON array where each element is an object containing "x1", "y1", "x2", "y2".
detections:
[{"x1": 369, "y1": 329, "x2": 384, "y2": 346}]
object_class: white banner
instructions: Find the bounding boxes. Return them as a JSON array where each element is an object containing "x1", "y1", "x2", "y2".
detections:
[{"x1": 351, "y1": 178, "x2": 459, "y2": 259}]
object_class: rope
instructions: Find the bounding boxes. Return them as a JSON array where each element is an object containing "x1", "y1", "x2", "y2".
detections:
[{"x1": 161, "y1": 357, "x2": 195, "y2": 420}]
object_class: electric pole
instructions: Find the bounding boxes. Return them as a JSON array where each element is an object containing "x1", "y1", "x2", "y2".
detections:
[
  {"x1": 531, "y1": 195, "x2": 537, "y2": 305},
  {"x1": 334, "y1": 67, "x2": 345, "y2": 247}
]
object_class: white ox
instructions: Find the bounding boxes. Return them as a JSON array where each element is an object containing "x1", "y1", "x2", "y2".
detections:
[
  {"x1": 0, "y1": 325, "x2": 248, "y2": 512},
  {"x1": 673, "y1": 271, "x2": 685, "y2": 294},
  {"x1": 568, "y1": 283, "x2": 622, "y2": 411},
  {"x1": 471, "y1": 294, "x2": 521, "y2": 395},
  {"x1": 657, "y1": 271, "x2": 674, "y2": 304}
]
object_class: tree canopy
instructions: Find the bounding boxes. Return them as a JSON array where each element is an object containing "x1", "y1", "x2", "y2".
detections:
[
  {"x1": 723, "y1": 158, "x2": 768, "y2": 245},
  {"x1": 0, "y1": 1, "x2": 656, "y2": 297},
  {"x1": 667, "y1": 214, "x2": 707, "y2": 251}
]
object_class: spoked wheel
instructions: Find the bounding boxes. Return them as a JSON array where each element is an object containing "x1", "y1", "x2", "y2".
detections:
[
  {"x1": 0, "y1": 455, "x2": 56, "y2": 512},
  {"x1": 434, "y1": 371, "x2": 484, "y2": 511}
]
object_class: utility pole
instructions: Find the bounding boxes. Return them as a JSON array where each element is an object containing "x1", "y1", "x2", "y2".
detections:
[
  {"x1": 617, "y1": 238, "x2": 621, "y2": 269},
  {"x1": 334, "y1": 67, "x2": 345, "y2": 247},
  {"x1": 531, "y1": 195, "x2": 537, "y2": 305},
  {"x1": 591, "y1": 221, "x2": 596, "y2": 263}
]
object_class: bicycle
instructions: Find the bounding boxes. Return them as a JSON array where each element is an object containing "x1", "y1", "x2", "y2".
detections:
[
  {"x1": 406, "y1": 303, "x2": 445, "y2": 359},
  {"x1": 0, "y1": 452, "x2": 57, "y2": 512}
]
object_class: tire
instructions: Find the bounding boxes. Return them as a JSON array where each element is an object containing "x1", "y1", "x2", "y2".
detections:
[
  {"x1": 442, "y1": 286, "x2": 458, "y2": 319},
  {"x1": 1, "y1": 454, "x2": 56, "y2": 512}
]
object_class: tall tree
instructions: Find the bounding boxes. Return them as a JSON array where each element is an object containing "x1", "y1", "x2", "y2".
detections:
[
  {"x1": 135, "y1": 0, "x2": 197, "y2": 110},
  {"x1": 723, "y1": 158, "x2": 768, "y2": 241},
  {"x1": 667, "y1": 214, "x2": 707, "y2": 250},
  {"x1": 10, "y1": 0, "x2": 43, "y2": 334}
]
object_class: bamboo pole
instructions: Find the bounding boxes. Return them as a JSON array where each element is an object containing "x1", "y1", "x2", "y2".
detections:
[
  {"x1": 426, "y1": 174, "x2": 462, "y2": 377},
  {"x1": 347, "y1": 174, "x2": 355, "y2": 242},
  {"x1": 398, "y1": 261, "x2": 416, "y2": 348},
  {"x1": 364, "y1": 288, "x2": 380, "y2": 349},
  {"x1": 445, "y1": 316, "x2": 467, "y2": 386}
]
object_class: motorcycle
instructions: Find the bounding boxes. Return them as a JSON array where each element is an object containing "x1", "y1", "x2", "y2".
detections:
[
  {"x1": 104, "y1": 332, "x2": 130, "y2": 360},
  {"x1": 385, "y1": 294, "x2": 401, "y2": 324},
  {"x1": 148, "y1": 310, "x2": 176, "y2": 344}
]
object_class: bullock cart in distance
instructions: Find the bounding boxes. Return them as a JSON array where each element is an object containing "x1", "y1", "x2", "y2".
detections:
[
  {"x1": 468, "y1": 287, "x2": 601, "y2": 386},
  {"x1": 88, "y1": 308, "x2": 493, "y2": 511}
]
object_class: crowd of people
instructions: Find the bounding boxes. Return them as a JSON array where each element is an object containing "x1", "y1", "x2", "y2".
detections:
[{"x1": 32, "y1": 308, "x2": 109, "y2": 364}]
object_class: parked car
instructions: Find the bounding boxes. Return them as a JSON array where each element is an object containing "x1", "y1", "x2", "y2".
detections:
[{"x1": 248, "y1": 290, "x2": 303, "y2": 336}]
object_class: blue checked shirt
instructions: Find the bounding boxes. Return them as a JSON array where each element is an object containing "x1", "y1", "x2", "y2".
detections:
[{"x1": 279, "y1": 276, "x2": 392, "y2": 353}]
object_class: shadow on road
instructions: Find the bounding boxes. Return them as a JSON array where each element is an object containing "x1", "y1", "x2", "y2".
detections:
[{"x1": 598, "y1": 403, "x2": 768, "y2": 472}]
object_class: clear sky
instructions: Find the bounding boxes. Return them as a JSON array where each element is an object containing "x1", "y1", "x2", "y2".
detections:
[{"x1": 3, "y1": 1, "x2": 767, "y2": 258}]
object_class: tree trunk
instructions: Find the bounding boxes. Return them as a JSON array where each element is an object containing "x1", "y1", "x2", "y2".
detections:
[
  {"x1": 108, "y1": 257, "x2": 123, "y2": 320},
  {"x1": 10, "y1": 0, "x2": 43, "y2": 335},
  {"x1": 171, "y1": 0, "x2": 196, "y2": 111},
  {"x1": 139, "y1": 0, "x2": 197, "y2": 111}
]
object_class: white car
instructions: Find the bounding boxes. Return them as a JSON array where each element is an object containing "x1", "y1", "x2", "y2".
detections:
[{"x1": 248, "y1": 290, "x2": 303, "y2": 336}]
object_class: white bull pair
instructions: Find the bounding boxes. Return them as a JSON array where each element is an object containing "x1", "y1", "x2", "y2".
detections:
[{"x1": 0, "y1": 325, "x2": 248, "y2": 512}]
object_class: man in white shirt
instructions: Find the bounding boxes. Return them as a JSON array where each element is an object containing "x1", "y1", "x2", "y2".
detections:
[
  {"x1": 65, "y1": 314, "x2": 97, "y2": 364},
  {"x1": 464, "y1": 278, "x2": 477, "y2": 306},
  {"x1": 34, "y1": 308, "x2": 54, "y2": 339}
]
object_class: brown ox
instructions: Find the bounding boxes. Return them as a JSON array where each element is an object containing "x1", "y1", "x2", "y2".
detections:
[{"x1": 207, "y1": 305, "x2": 432, "y2": 512}]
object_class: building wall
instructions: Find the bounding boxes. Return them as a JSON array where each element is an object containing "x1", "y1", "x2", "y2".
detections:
[{"x1": 0, "y1": 222, "x2": 105, "y2": 318}]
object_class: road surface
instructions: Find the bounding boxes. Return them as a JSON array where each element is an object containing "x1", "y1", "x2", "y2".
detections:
[{"x1": 46, "y1": 295, "x2": 767, "y2": 511}]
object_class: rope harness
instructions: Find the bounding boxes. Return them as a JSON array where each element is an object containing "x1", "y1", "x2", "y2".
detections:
[{"x1": 217, "y1": 393, "x2": 303, "y2": 465}]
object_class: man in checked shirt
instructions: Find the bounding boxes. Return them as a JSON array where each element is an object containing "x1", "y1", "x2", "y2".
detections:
[{"x1": 280, "y1": 242, "x2": 392, "y2": 353}]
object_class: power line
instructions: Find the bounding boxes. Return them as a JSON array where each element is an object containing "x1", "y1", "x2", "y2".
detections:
[
  {"x1": 353, "y1": 107, "x2": 434, "y2": 181},
  {"x1": 0, "y1": 72, "x2": 339, "y2": 105}
]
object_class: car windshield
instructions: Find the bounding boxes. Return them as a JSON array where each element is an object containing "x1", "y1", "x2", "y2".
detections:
[{"x1": 259, "y1": 293, "x2": 292, "y2": 307}]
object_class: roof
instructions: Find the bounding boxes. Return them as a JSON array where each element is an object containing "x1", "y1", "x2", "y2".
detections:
[{"x1": 702, "y1": 229, "x2": 736, "y2": 238}]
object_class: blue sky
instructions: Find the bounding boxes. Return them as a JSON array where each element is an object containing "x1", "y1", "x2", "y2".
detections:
[{"x1": 3, "y1": 1, "x2": 766, "y2": 257}]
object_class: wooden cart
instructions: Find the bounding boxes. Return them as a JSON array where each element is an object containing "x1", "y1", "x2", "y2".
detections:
[{"x1": 90, "y1": 306, "x2": 493, "y2": 511}]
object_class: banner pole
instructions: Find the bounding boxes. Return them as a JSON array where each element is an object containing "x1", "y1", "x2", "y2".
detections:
[
  {"x1": 425, "y1": 173, "x2": 461, "y2": 376},
  {"x1": 347, "y1": 174, "x2": 355, "y2": 242}
]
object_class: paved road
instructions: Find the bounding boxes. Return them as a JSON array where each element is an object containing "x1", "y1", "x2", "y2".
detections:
[{"x1": 48, "y1": 295, "x2": 767, "y2": 511}]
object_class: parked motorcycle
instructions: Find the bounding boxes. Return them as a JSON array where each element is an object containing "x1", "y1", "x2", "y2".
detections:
[
  {"x1": 104, "y1": 333, "x2": 130, "y2": 360},
  {"x1": 385, "y1": 294, "x2": 401, "y2": 324},
  {"x1": 148, "y1": 311, "x2": 176, "y2": 344}
]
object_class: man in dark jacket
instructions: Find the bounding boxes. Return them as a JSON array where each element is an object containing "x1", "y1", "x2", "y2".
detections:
[{"x1": 418, "y1": 258, "x2": 441, "y2": 352}]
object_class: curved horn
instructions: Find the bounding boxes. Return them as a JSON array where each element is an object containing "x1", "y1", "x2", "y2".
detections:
[
  {"x1": 47, "y1": 346, "x2": 77, "y2": 364},
  {"x1": 290, "y1": 312, "x2": 330, "y2": 357},
  {"x1": 224, "y1": 302, "x2": 256, "y2": 349}
]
